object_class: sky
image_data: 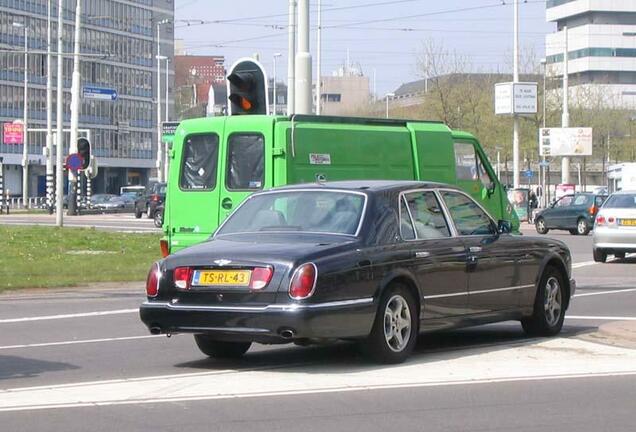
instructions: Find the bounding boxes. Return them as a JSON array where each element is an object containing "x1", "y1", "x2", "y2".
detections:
[{"x1": 174, "y1": 0, "x2": 555, "y2": 96}]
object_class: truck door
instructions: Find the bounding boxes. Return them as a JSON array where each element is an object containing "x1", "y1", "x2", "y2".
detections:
[
  {"x1": 169, "y1": 131, "x2": 223, "y2": 252},
  {"x1": 218, "y1": 124, "x2": 272, "y2": 223},
  {"x1": 453, "y1": 141, "x2": 503, "y2": 221}
]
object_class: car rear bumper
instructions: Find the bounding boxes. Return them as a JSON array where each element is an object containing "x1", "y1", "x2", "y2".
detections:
[
  {"x1": 593, "y1": 228, "x2": 636, "y2": 251},
  {"x1": 139, "y1": 298, "x2": 376, "y2": 343}
]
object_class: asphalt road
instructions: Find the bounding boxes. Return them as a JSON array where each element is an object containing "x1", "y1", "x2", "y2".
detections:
[{"x1": 1, "y1": 225, "x2": 635, "y2": 431}]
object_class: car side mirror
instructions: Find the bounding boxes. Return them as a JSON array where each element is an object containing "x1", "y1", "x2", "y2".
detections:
[{"x1": 497, "y1": 220, "x2": 512, "y2": 234}]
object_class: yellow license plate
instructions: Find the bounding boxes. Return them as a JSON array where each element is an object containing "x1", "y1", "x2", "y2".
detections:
[
  {"x1": 192, "y1": 270, "x2": 251, "y2": 286},
  {"x1": 619, "y1": 219, "x2": 636, "y2": 226}
]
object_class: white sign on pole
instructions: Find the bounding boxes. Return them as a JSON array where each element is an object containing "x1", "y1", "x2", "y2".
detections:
[
  {"x1": 495, "y1": 82, "x2": 537, "y2": 115},
  {"x1": 539, "y1": 127, "x2": 593, "y2": 156}
]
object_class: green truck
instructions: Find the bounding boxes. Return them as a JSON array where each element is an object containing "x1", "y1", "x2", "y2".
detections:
[{"x1": 161, "y1": 114, "x2": 517, "y2": 255}]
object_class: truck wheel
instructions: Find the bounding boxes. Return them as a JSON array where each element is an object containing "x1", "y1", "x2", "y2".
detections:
[
  {"x1": 577, "y1": 218, "x2": 590, "y2": 235},
  {"x1": 535, "y1": 217, "x2": 548, "y2": 234},
  {"x1": 593, "y1": 248, "x2": 607, "y2": 263},
  {"x1": 521, "y1": 266, "x2": 566, "y2": 337},
  {"x1": 364, "y1": 283, "x2": 418, "y2": 364},
  {"x1": 194, "y1": 335, "x2": 251, "y2": 359}
]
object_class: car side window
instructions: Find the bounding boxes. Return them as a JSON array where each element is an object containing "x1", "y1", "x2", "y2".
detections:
[
  {"x1": 399, "y1": 196, "x2": 416, "y2": 240},
  {"x1": 404, "y1": 191, "x2": 450, "y2": 239},
  {"x1": 441, "y1": 191, "x2": 496, "y2": 236},
  {"x1": 555, "y1": 195, "x2": 573, "y2": 207},
  {"x1": 573, "y1": 195, "x2": 589, "y2": 206},
  {"x1": 454, "y1": 142, "x2": 478, "y2": 181},
  {"x1": 595, "y1": 196, "x2": 606, "y2": 207}
]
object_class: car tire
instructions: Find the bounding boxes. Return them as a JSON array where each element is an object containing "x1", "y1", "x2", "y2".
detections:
[
  {"x1": 568, "y1": 229, "x2": 578, "y2": 235},
  {"x1": 521, "y1": 266, "x2": 566, "y2": 337},
  {"x1": 535, "y1": 217, "x2": 548, "y2": 234},
  {"x1": 146, "y1": 205, "x2": 153, "y2": 219},
  {"x1": 194, "y1": 335, "x2": 251, "y2": 359},
  {"x1": 593, "y1": 248, "x2": 607, "y2": 263},
  {"x1": 134, "y1": 207, "x2": 142, "y2": 219},
  {"x1": 576, "y1": 218, "x2": 590, "y2": 235},
  {"x1": 153, "y1": 209, "x2": 163, "y2": 228},
  {"x1": 615, "y1": 252, "x2": 626, "y2": 259},
  {"x1": 364, "y1": 283, "x2": 418, "y2": 364}
]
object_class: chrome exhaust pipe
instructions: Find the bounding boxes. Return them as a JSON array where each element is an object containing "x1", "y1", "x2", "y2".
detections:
[{"x1": 280, "y1": 329, "x2": 295, "y2": 339}]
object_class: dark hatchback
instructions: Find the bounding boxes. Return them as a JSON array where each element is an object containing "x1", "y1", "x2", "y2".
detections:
[
  {"x1": 140, "y1": 181, "x2": 575, "y2": 364},
  {"x1": 535, "y1": 193, "x2": 607, "y2": 235},
  {"x1": 134, "y1": 182, "x2": 166, "y2": 219}
]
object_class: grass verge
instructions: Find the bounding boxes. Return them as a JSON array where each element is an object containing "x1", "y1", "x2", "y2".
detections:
[{"x1": 0, "y1": 226, "x2": 161, "y2": 292}]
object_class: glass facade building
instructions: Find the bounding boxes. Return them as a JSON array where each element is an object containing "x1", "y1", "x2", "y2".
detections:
[{"x1": 0, "y1": 0, "x2": 174, "y2": 196}]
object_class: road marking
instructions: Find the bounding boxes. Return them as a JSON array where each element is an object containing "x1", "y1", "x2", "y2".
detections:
[
  {"x1": 566, "y1": 315, "x2": 636, "y2": 321},
  {"x1": 0, "y1": 335, "x2": 161, "y2": 350},
  {"x1": 0, "y1": 309, "x2": 137, "y2": 324},
  {"x1": 572, "y1": 261, "x2": 597, "y2": 269},
  {"x1": 1, "y1": 338, "x2": 635, "y2": 412},
  {"x1": 573, "y1": 287, "x2": 636, "y2": 298}
]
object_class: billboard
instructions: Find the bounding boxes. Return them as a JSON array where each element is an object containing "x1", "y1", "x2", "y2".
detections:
[
  {"x1": 539, "y1": 127, "x2": 593, "y2": 156},
  {"x1": 3, "y1": 121, "x2": 23, "y2": 145}
]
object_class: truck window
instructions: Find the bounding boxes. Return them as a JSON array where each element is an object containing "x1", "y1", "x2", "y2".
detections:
[
  {"x1": 454, "y1": 142, "x2": 478, "y2": 180},
  {"x1": 226, "y1": 133, "x2": 264, "y2": 190},
  {"x1": 180, "y1": 134, "x2": 219, "y2": 190},
  {"x1": 476, "y1": 153, "x2": 494, "y2": 188}
]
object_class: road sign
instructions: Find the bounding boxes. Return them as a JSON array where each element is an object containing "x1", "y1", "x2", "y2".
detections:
[
  {"x1": 495, "y1": 82, "x2": 538, "y2": 115},
  {"x1": 540, "y1": 127, "x2": 593, "y2": 156},
  {"x1": 65, "y1": 153, "x2": 84, "y2": 171},
  {"x1": 82, "y1": 86, "x2": 118, "y2": 101},
  {"x1": 3, "y1": 121, "x2": 23, "y2": 144},
  {"x1": 523, "y1": 169, "x2": 533, "y2": 178}
]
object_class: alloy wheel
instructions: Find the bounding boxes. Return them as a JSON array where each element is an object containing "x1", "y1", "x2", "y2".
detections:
[
  {"x1": 577, "y1": 219, "x2": 587, "y2": 235},
  {"x1": 383, "y1": 295, "x2": 412, "y2": 352},
  {"x1": 543, "y1": 276, "x2": 562, "y2": 326}
]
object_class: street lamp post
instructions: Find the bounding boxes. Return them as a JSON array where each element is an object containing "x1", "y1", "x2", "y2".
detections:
[
  {"x1": 273, "y1": 53, "x2": 282, "y2": 115},
  {"x1": 385, "y1": 92, "x2": 395, "y2": 119},
  {"x1": 156, "y1": 19, "x2": 170, "y2": 183}
]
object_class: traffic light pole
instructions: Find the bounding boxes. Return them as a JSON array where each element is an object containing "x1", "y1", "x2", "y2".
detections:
[
  {"x1": 67, "y1": 0, "x2": 82, "y2": 216},
  {"x1": 46, "y1": 0, "x2": 54, "y2": 214},
  {"x1": 294, "y1": 0, "x2": 312, "y2": 115}
]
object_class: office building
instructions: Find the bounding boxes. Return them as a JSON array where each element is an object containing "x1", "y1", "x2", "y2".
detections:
[{"x1": 0, "y1": 0, "x2": 174, "y2": 196}]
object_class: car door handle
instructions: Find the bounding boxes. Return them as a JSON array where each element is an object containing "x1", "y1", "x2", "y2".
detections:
[
  {"x1": 414, "y1": 251, "x2": 430, "y2": 258},
  {"x1": 469, "y1": 246, "x2": 482, "y2": 253}
]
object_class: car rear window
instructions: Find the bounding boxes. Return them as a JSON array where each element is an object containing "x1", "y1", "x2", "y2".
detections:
[
  {"x1": 603, "y1": 194, "x2": 636, "y2": 208},
  {"x1": 180, "y1": 134, "x2": 219, "y2": 190}
]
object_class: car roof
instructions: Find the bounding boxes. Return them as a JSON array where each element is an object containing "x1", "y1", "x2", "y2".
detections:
[
  {"x1": 269, "y1": 180, "x2": 460, "y2": 193},
  {"x1": 610, "y1": 190, "x2": 636, "y2": 195}
]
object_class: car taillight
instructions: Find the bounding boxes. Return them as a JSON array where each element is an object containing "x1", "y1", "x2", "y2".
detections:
[
  {"x1": 146, "y1": 262, "x2": 161, "y2": 297},
  {"x1": 173, "y1": 267, "x2": 192, "y2": 289},
  {"x1": 596, "y1": 215, "x2": 605, "y2": 226},
  {"x1": 151, "y1": 194, "x2": 160, "y2": 202},
  {"x1": 249, "y1": 267, "x2": 273, "y2": 290},
  {"x1": 589, "y1": 205, "x2": 597, "y2": 215},
  {"x1": 608, "y1": 216, "x2": 616, "y2": 224},
  {"x1": 160, "y1": 239, "x2": 169, "y2": 257},
  {"x1": 289, "y1": 263, "x2": 317, "y2": 300}
]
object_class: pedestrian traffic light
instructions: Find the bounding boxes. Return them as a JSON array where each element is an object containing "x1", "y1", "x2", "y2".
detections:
[
  {"x1": 77, "y1": 137, "x2": 91, "y2": 170},
  {"x1": 226, "y1": 58, "x2": 269, "y2": 115}
]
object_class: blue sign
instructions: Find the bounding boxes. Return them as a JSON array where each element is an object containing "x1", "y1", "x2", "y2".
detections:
[
  {"x1": 65, "y1": 153, "x2": 84, "y2": 171},
  {"x1": 523, "y1": 169, "x2": 533, "y2": 178},
  {"x1": 82, "y1": 86, "x2": 118, "y2": 101}
]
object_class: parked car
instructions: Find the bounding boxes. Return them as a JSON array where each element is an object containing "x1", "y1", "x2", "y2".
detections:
[
  {"x1": 134, "y1": 182, "x2": 166, "y2": 219},
  {"x1": 535, "y1": 192, "x2": 607, "y2": 235},
  {"x1": 93, "y1": 194, "x2": 136, "y2": 211},
  {"x1": 593, "y1": 191, "x2": 636, "y2": 262},
  {"x1": 140, "y1": 181, "x2": 575, "y2": 364}
]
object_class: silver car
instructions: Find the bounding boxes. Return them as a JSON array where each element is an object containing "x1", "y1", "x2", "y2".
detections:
[{"x1": 593, "y1": 191, "x2": 636, "y2": 262}]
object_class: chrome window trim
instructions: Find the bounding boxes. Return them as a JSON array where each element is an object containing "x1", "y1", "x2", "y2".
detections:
[
  {"x1": 423, "y1": 284, "x2": 535, "y2": 300},
  {"x1": 213, "y1": 188, "x2": 369, "y2": 238},
  {"x1": 142, "y1": 297, "x2": 374, "y2": 313},
  {"x1": 398, "y1": 188, "x2": 454, "y2": 240},
  {"x1": 436, "y1": 188, "x2": 499, "y2": 238}
]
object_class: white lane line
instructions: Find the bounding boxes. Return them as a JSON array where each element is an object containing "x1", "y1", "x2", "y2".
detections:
[
  {"x1": 572, "y1": 261, "x2": 597, "y2": 269},
  {"x1": 566, "y1": 315, "x2": 636, "y2": 321},
  {"x1": 0, "y1": 335, "x2": 161, "y2": 350},
  {"x1": 573, "y1": 288, "x2": 636, "y2": 298},
  {"x1": 1, "y1": 338, "x2": 635, "y2": 412},
  {"x1": 0, "y1": 309, "x2": 137, "y2": 324}
]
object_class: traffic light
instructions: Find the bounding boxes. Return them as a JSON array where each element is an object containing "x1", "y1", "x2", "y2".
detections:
[
  {"x1": 77, "y1": 137, "x2": 91, "y2": 170},
  {"x1": 226, "y1": 58, "x2": 269, "y2": 115}
]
